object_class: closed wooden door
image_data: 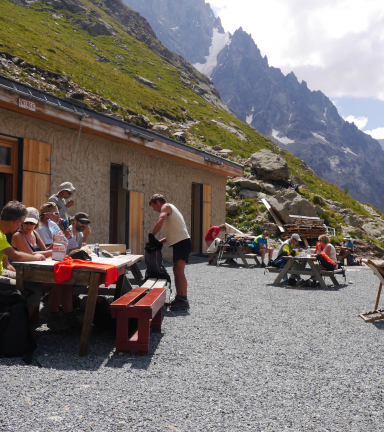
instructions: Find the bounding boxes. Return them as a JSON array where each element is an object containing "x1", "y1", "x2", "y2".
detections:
[
  {"x1": 129, "y1": 191, "x2": 144, "y2": 255},
  {"x1": 202, "y1": 184, "x2": 212, "y2": 253},
  {"x1": 22, "y1": 139, "x2": 51, "y2": 210}
]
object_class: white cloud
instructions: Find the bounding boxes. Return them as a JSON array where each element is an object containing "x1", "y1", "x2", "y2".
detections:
[
  {"x1": 209, "y1": 0, "x2": 384, "y2": 98},
  {"x1": 364, "y1": 127, "x2": 384, "y2": 140},
  {"x1": 343, "y1": 115, "x2": 368, "y2": 130}
]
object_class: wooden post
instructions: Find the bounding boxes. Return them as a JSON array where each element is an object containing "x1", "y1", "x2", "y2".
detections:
[{"x1": 79, "y1": 272, "x2": 101, "y2": 356}]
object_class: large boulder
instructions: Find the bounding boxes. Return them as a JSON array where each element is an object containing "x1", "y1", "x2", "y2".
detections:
[
  {"x1": 362, "y1": 222, "x2": 384, "y2": 237},
  {"x1": 268, "y1": 189, "x2": 320, "y2": 223},
  {"x1": 347, "y1": 213, "x2": 364, "y2": 228},
  {"x1": 151, "y1": 124, "x2": 169, "y2": 137},
  {"x1": 239, "y1": 190, "x2": 260, "y2": 199},
  {"x1": 246, "y1": 149, "x2": 289, "y2": 181},
  {"x1": 233, "y1": 177, "x2": 264, "y2": 192},
  {"x1": 226, "y1": 201, "x2": 240, "y2": 213}
]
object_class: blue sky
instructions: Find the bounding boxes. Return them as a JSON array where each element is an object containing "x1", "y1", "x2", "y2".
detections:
[{"x1": 210, "y1": 0, "x2": 384, "y2": 138}]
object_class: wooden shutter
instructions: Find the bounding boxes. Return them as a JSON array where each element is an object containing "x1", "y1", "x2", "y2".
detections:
[
  {"x1": 129, "y1": 191, "x2": 144, "y2": 255},
  {"x1": 202, "y1": 184, "x2": 212, "y2": 253},
  {"x1": 22, "y1": 139, "x2": 51, "y2": 210}
]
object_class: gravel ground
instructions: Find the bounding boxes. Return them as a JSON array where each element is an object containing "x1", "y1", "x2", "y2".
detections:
[{"x1": 1, "y1": 255, "x2": 384, "y2": 432}]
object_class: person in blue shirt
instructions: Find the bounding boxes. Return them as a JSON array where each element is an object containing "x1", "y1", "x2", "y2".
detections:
[
  {"x1": 252, "y1": 230, "x2": 274, "y2": 267},
  {"x1": 339, "y1": 235, "x2": 354, "y2": 265}
]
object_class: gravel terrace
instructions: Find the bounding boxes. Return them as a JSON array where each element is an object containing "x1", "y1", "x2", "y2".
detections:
[{"x1": 1, "y1": 256, "x2": 384, "y2": 432}]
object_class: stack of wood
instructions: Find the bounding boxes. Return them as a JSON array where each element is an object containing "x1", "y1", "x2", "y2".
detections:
[{"x1": 281, "y1": 215, "x2": 326, "y2": 240}]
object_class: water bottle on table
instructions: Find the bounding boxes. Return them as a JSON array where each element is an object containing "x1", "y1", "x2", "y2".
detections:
[{"x1": 94, "y1": 242, "x2": 100, "y2": 257}]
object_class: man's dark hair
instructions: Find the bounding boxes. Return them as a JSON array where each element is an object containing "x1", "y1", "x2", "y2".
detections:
[
  {"x1": 149, "y1": 194, "x2": 166, "y2": 206},
  {"x1": 0, "y1": 201, "x2": 28, "y2": 222}
]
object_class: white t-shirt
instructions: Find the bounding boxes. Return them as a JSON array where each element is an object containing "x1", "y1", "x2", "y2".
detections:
[
  {"x1": 325, "y1": 244, "x2": 337, "y2": 262},
  {"x1": 35, "y1": 223, "x2": 52, "y2": 246},
  {"x1": 163, "y1": 204, "x2": 190, "y2": 247}
]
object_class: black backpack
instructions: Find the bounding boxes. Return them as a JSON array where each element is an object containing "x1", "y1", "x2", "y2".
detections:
[
  {"x1": 144, "y1": 234, "x2": 171, "y2": 285},
  {"x1": 227, "y1": 235, "x2": 247, "y2": 248},
  {"x1": 269, "y1": 251, "x2": 288, "y2": 268},
  {"x1": 0, "y1": 290, "x2": 36, "y2": 359}
]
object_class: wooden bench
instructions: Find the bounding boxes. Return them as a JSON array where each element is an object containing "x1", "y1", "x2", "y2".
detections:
[
  {"x1": 208, "y1": 246, "x2": 261, "y2": 267},
  {"x1": 110, "y1": 279, "x2": 167, "y2": 355}
]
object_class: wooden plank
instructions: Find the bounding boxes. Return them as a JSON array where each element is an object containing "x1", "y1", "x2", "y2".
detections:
[
  {"x1": 22, "y1": 171, "x2": 50, "y2": 210},
  {"x1": 23, "y1": 268, "x2": 90, "y2": 285},
  {"x1": 261, "y1": 198, "x2": 285, "y2": 233},
  {"x1": 23, "y1": 139, "x2": 51, "y2": 174},
  {"x1": 0, "y1": 90, "x2": 243, "y2": 178},
  {"x1": 140, "y1": 279, "x2": 157, "y2": 289},
  {"x1": 129, "y1": 191, "x2": 144, "y2": 255},
  {"x1": 202, "y1": 184, "x2": 212, "y2": 254}
]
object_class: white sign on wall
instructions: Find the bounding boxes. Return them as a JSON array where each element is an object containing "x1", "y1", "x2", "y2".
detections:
[{"x1": 18, "y1": 98, "x2": 36, "y2": 111}]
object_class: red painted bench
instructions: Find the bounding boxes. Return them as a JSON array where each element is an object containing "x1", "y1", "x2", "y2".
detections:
[{"x1": 110, "y1": 282, "x2": 167, "y2": 355}]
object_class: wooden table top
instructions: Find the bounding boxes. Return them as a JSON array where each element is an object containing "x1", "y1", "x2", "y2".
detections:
[{"x1": 12, "y1": 254, "x2": 143, "y2": 272}]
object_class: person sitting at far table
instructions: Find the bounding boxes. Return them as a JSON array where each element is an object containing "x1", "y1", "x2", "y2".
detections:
[
  {"x1": 318, "y1": 234, "x2": 337, "y2": 263},
  {"x1": 251, "y1": 230, "x2": 274, "y2": 268},
  {"x1": 286, "y1": 179, "x2": 299, "y2": 193},
  {"x1": 338, "y1": 235, "x2": 355, "y2": 265},
  {"x1": 277, "y1": 233, "x2": 305, "y2": 285}
]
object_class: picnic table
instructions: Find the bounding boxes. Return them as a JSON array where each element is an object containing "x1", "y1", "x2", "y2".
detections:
[
  {"x1": 267, "y1": 255, "x2": 344, "y2": 289},
  {"x1": 208, "y1": 244, "x2": 260, "y2": 268},
  {"x1": 13, "y1": 254, "x2": 143, "y2": 356}
]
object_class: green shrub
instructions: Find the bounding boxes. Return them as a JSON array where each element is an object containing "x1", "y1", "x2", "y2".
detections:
[
  {"x1": 312, "y1": 195, "x2": 325, "y2": 206},
  {"x1": 259, "y1": 205, "x2": 267, "y2": 212},
  {"x1": 252, "y1": 224, "x2": 264, "y2": 236}
]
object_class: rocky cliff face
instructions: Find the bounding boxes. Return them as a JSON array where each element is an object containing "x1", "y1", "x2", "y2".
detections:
[
  {"x1": 122, "y1": 0, "x2": 224, "y2": 64},
  {"x1": 126, "y1": 0, "x2": 384, "y2": 211}
]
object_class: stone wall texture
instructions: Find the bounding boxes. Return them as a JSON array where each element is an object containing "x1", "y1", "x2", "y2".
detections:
[{"x1": 0, "y1": 108, "x2": 227, "y2": 260}]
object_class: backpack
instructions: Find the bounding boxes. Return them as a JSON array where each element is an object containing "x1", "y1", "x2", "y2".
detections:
[
  {"x1": 0, "y1": 290, "x2": 36, "y2": 359},
  {"x1": 316, "y1": 251, "x2": 337, "y2": 271},
  {"x1": 269, "y1": 251, "x2": 288, "y2": 268},
  {"x1": 227, "y1": 235, "x2": 247, "y2": 248},
  {"x1": 144, "y1": 234, "x2": 171, "y2": 285}
]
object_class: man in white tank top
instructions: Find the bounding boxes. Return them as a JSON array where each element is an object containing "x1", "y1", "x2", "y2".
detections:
[{"x1": 150, "y1": 194, "x2": 192, "y2": 311}]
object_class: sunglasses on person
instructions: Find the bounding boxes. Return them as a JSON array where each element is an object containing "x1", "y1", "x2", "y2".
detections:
[
  {"x1": 77, "y1": 220, "x2": 90, "y2": 225},
  {"x1": 65, "y1": 191, "x2": 73, "y2": 196},
  {"x1": 46, "y1": 211, "x2": 59, "y2": 216},
  {"x1": 24, "y1": 222, "x2": 36, "y2": 226}
]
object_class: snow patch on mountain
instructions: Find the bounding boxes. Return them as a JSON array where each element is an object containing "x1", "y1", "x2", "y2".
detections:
[
  {"x1": 312, "y1": 132, "x2": 329, "y2": 143},
  {"x1": 271, "y1": 129, "x2": 295, "y2": 145},
  {"x1": 246, "y1": 107, "x2": 255, "y2": 125},
  {"x1": 342, "y1": 147, "x2": 358, "y2": 157},
  {"x1": 194, "y1": 28, "x2": 230, "y2": 77}
]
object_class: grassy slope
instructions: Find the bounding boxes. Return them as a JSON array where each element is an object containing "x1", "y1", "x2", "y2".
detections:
[{"x1": 0, "y1": 0, "x2": 380, "y2": 227}]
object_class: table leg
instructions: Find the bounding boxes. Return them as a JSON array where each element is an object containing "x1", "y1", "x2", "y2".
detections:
[
  {"x1": 113, "y1": 273, "x2": 125, "y2": 301},
  {"x1": 308, "y1": 261, "x2": 327, "y2": 290},
  {"x1": 130, "y1": 263, "x2": 143, "y2": 281},
  {"x1": 273, "y1": 259, "x2": 294, "y2": 285},
  {"x1": 330, "y1": 275, "x2": 339, "y2": 286},
  {"x1": 15, "y1": 267, "x2": 24, "y2": 291},
  {"x1": 79, "y1": 272, "x2": 101, "y2": 356},
  {"x1": 237, "y1": 249, "x2": 249, "y2": 268}
]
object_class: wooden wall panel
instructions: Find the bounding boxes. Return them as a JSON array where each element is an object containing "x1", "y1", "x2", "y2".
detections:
[
  {"x1": 22, "y1": 171, "x2": 50, "y2": 210},
  {"x1": 202, "y1": 184, "x2": 212, "y2": 254},
  {"x1": 129, "y1": 191, "x2": 144, "y2": 255},
  {"x1": 23, "y1": 139, "x2": 51, "y2": 174}
]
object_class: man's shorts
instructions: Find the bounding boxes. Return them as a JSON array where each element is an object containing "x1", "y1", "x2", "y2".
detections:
[{"x1": 172, "y1": 238, "x2": 192, "y2": 263}]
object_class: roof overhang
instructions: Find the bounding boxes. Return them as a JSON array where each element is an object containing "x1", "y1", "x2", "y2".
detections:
[{"x1": 0, "y1": 76, "x2": 244, "y2": 177}]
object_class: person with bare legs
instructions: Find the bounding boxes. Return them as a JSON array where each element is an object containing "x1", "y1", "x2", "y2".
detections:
[{"x1": 149, "y1": 194, "x2": 191, "y2": 311}]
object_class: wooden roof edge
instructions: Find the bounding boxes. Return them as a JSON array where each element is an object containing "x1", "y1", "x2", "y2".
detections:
[{"x1": 0, "y1": 77, "x2": 244, "y2": 177}]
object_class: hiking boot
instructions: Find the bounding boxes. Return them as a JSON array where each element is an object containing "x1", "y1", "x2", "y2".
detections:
[
  {"x1": 170, "y1": 298, "x2": 190, "y2": 311},
  {"x1": 261, "y1": 262, "x2": 266, "y2": 268},
  {"x1": 47, "y1": 312, "x2": 68, "y2": 332},
  {"x1": 63, "y1": 311, "x2": 82, "y2": 329}
]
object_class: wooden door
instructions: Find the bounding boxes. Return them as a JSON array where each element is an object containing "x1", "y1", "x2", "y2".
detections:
[
  {"x1": 0, "y1": 136, "x2": 18, "y2": 212},
  {"x1": 129, "y1": 191, "x2": 144, "y2": 255},
  {"x1": 202, "y1": 184, "x2": 212, "y2": 253},
  {"x1": 22, "y1": 139, "x2": 51, "y2": 210}
]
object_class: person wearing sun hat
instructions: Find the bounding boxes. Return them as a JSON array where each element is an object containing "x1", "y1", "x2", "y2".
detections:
[
  {"x1": 339, "y1": 234, "x2": 355, "y2": 265},
  {"x1": 48, "y1": 181, "x2": 76, "y2": 220}
]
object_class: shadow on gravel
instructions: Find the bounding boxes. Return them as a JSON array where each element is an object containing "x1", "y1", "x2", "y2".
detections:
[
  {"x1": 371, "y1": 320, "x2": 384, "y2": 330},
  {"x1": 265, "y1": 282, "x2": 349, "y2": 291}
]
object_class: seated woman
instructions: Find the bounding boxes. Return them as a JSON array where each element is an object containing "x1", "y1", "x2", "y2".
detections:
[
  {"x1": 338, "y1": 235, "x2": 355, "y2": 265},
  {"x1": 11, "y1": 206, "x2": 81, "y2": 332},
  {"x1": 318, "y1": 234, "x2": 337, "y2": 263}
]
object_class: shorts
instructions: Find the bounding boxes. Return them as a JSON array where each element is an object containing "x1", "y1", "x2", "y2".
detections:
[
  {"x1": 172, "y1": 238, "x2": 192, "y2": 263},
  {"x1": 251, "y1": 247, "x2": 261, "y2": 255}
]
